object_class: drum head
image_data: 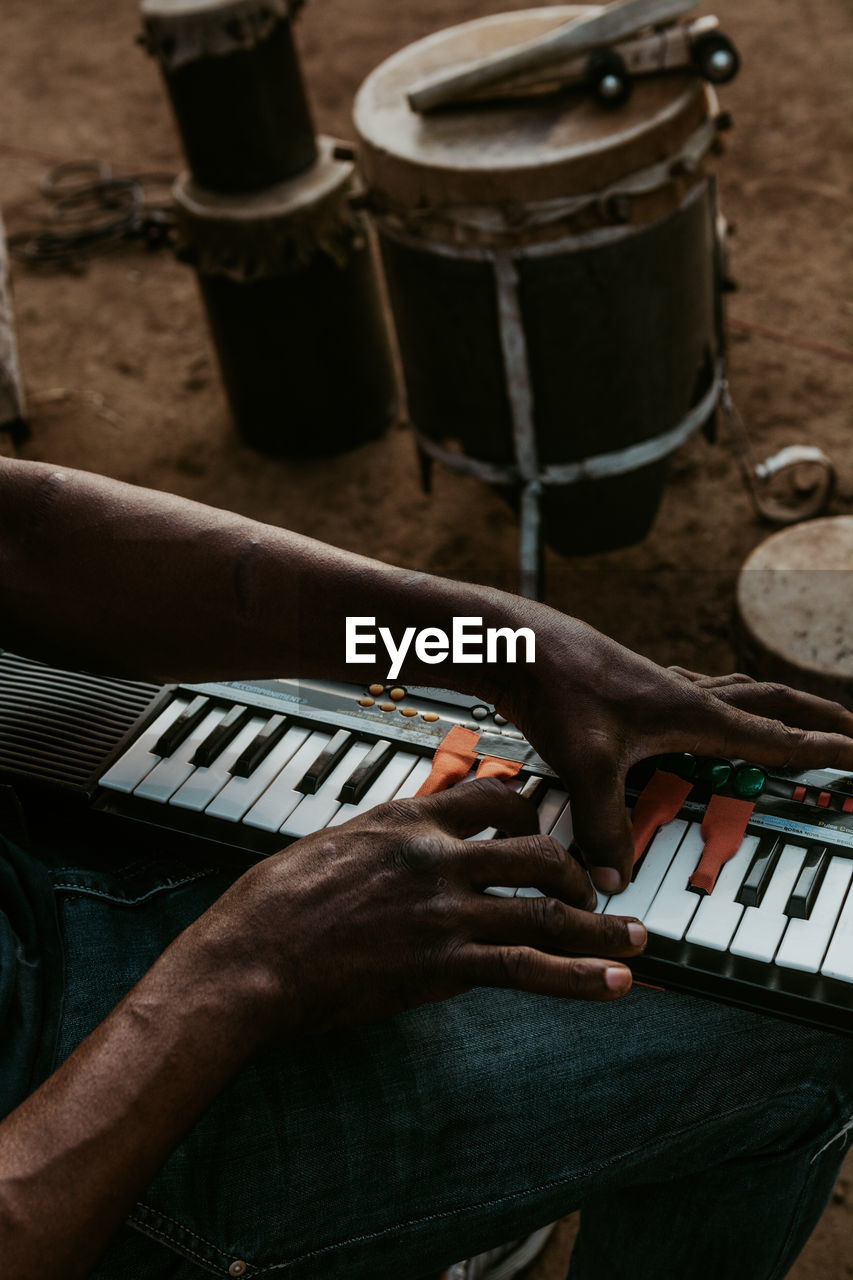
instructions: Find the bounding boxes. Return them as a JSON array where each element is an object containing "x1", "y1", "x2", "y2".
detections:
[
  {"x1": 736, "y1": 518, "x2": 853, "y2": 707},
  {"x1": 354, "y1": 6, "x2": 710, "y2": 208}
]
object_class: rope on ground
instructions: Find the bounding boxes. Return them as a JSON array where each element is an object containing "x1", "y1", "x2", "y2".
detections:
[
  {"x1": 6, "y1": 159, "x2": 177, "y2": 270},
  {"x1": 728, "y1": 315, "x2": 853, "y2": 364}
]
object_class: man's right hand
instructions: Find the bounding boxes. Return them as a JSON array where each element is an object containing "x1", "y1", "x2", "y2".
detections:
[{"x1": 187, "y1": 777, "x2": 647, "y2": 1043}]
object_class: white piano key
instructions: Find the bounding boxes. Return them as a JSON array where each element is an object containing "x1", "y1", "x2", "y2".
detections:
[
  {"x1": 549, "y1": 799, "x2": 574, "y2": 849},
  {"x1": 134, "y1": 706, "x2": 227, "y2": 803},
  {"x1": 168, "y1": 714, "x2": 269, "y2": 812},
  {"x1": 641, "y1": 822, "x2": 706, "y2": 940},
  {"x1": 605, "y1": 819, "x2": 689, "y2": 921},
  {"x1": 730, "y1": 844, "x2": 808, "y2": 963},
  {"x1": 536, "y1": 787, "x2": 569, "y2": 834},
  {"x1": 391, "y1": 756, "x2": 447, "y2": 800},
  {"x1": 484, "y1": 886, "x2": 517, "y2": 897},
  {"x1": 99, "y1": 697, "x2": 190, "y2": 793},
  {"x1": 242, "y1": 731, "x2": 333, "y2": 831},
  {"x1": 281, "y1": 742, "x2": 372, "y2": 838},
  {"x1": 516, "y1": 886, "x2": 545, "y2": 898},
  {"x1": 205, "y1": 725, "x2": 310, "y2": 823},
  {"x1": 684, "y1": 835, "x2": 759, "y2": 951},
  {"x1": 776, "y1": 857, "x2": 853, "y2": 974},
  {"x1": 327, "y1": 750, "x2": 421, "y2": 825},
  {"x1": 820, "y1": 874, "x2": 853, "y2": 984}
]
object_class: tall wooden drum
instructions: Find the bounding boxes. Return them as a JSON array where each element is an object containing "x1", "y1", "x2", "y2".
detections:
[
  {"x1": 142, "y1": 0, "x2": 317, "y2": 192},
  {"x1": 354, "y1": 6, "x2": 730, "y2": 588},
  {"x1": 173, "y1": 138, "x2": 398, "y2": 456},
  {"x1": 736, "y1": 518, "x2": 853, "y2": 710}
]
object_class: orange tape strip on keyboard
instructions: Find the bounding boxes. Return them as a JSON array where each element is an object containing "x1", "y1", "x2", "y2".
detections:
[
  {"x1": 415, "y1": 726, "x2": 481, "y2": 795},
  {"x1": 631, "y1": 770, "x2": 695, "y2": 864},
  {"x1": 689, "y1": 793, "x2": 756, "y2": 896},
  {"x1": 475, "y1": 755, "x2": 524, "y2": 782}
]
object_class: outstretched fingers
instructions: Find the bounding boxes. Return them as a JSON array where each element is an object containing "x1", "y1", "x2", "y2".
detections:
[
  {"x1": 703, "y1": 681, "x2": 853, "y2": 739},
  {"x1": 467, "y1": 893, "x2": 645, "y2": 958},
  {"x1": 669, "y1": 692, "x2": 853, "y2": 773},
  {"x1": 451, "y1": 941, "x2": 636, "y2": 1001}
]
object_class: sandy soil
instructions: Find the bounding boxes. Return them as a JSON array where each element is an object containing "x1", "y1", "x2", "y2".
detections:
[{"x1": 1, "y1": 0, "x2": 851, "y2": 1276}]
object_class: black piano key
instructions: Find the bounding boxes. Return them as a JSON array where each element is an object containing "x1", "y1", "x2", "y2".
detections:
[
  {"x1": 153, "y1": 695, "x2": 212, "y2": 757},
  {"x1": 191, "y1": 704, "x2": 252, "y2": 768},
  {"x1": 231, "y1": 713, "x2": 289, "y2": 778},
  {"x1": 297, "y1": 729, "x2": 354, "y2": 795},
  {"x1": 338, "y1": 739, "x2": 395, "y2": 803},
  {"x1": 785, "y1": 846, "x2": 829, "y2": 920},
  {"x1": 737, "y1": 835, "x2": 783, "y2": 908}
]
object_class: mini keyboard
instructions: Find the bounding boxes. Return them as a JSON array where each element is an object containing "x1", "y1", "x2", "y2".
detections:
[{"x1": 1, "y1": 651, "x2": 851, "y2": 1035}]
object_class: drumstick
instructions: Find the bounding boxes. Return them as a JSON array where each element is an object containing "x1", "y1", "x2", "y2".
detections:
[{"x1": 407, "y1": 0, "x2": 698, "y2": 113}]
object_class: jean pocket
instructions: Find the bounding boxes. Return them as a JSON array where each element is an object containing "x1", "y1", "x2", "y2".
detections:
[{"x1": 50, "y1": 857, "x2": 234, "y2": 1069}]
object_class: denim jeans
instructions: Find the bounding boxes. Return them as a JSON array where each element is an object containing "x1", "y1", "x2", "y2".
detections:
[{"x1": 7, "y1": 834, "x2": 853, "y2": 1280}]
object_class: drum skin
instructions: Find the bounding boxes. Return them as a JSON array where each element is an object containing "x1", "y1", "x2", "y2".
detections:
[
  {"x1": 735, "y1": 519, "x2": 853, "y2": 711},
  {"x1": 355, "y1": 6, "x2": 725, "y2": 556}
]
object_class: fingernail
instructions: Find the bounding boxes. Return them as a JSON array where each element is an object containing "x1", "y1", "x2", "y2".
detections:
[
  {"x1": 591, "y1": 866, "x2": 622, "y2": 894},
  {"x1": 627, "y1": 921, "x2": 646, "y2": 948},
  {"x1": 605, "y1": 966, "x2": 632, "y2": 993}
]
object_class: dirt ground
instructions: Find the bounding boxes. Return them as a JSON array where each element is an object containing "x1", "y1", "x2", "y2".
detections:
[{"x1": 1, "y1": 0, "x2": 851, "y2": 1276}]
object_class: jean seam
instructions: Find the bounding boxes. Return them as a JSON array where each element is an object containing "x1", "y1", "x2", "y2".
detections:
[
  {"x1": 50, "y1": 859, "x2": 150, "y2": 876},
  {"x1": 147, "y1": 1082, "x2": 828, "y2": 1276},
  {"x1": 129, "y1": 1204, "x2": 251, "y2": 1275},
  {"x1": 52, "y1": 869, "x2": 216, "y2": 905},
  {"x1": 128, "y1": 1218, "x2": 230, "y2": 1276}
]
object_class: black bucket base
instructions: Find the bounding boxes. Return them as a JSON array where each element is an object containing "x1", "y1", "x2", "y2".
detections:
[
  {"x1": 538, "y1": 459, "x2": 672, "y2": 557},
  {"x1": 470, "y1": 455, "x2": 672, "y2": 559}
]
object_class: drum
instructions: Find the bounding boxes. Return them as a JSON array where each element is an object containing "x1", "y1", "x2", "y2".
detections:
[
  {"x1": 141, "y1": 0, "x2": 316, "y2": 193},
  {"x1": 354, "y1": 6, "x2": 730, "y2": 586},
  {"x1": 173, "y1": 137, "x2": 398, "y2": 456},
  {"x1": 735, "y1": 518, "x2": 853, "y2": 710}
]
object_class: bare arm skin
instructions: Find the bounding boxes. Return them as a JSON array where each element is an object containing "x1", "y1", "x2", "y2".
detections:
[
  {"x1": 1, "y1": 457, "x2": 853, "y2": 1277},
  {"x1": 3, "y1": 455, "x2": 853, "y2": 884},
  {"x1": 0, "y1": 455, "x2": 530, "y2": 690}
]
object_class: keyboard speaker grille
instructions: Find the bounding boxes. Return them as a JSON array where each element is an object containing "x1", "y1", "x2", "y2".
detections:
[{"x1": 0, "y1": 651, "x2": 161, "y2": 791}]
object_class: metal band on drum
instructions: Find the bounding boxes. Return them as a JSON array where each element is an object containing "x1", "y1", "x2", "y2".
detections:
[
  {"x1": 412, "y1": 376, "x2": 723, "y2": 599},
  {"x1": 378, "y1": 180, "x2": 722, "y2": 598}
]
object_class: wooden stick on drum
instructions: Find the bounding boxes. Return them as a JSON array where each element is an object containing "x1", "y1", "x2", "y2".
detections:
[{"x1": 408, "y1": 0, "x2": 697, "y2": 113}]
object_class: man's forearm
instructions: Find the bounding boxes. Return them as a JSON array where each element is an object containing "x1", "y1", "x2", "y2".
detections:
[{"x1": 0, "y1": 458, "x2": 541, "y2": 697}]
